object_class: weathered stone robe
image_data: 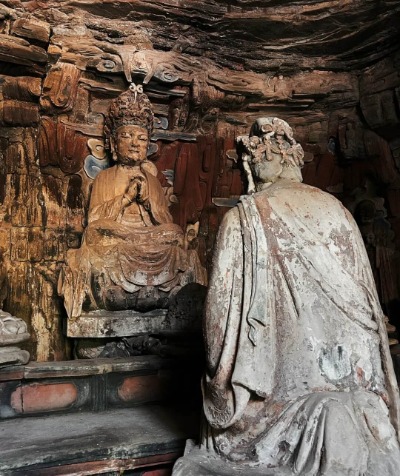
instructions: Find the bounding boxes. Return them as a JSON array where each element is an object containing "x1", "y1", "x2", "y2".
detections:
[
  {"x1": 173, "y1": 181, "x2": 400, "y2": 476},
  {"x1": 60, "y1": 162, "x2": 206, "y2": 318}
]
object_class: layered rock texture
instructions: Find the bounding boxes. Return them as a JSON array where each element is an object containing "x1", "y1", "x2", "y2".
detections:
[{"x1": 0, "y1": 0, "x2": 399, "y2": 360}]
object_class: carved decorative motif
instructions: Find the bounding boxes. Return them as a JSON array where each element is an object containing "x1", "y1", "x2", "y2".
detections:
[{"x1": 41, "y1": 63, "x2": 81, "y2": 113}]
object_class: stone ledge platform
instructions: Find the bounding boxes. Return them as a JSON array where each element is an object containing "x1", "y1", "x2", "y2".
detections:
[
  {"x1": 0, "y1": 356, "x2": 202, "y2": 419},
  {"x1": 66, "y1": 309, "x2": 201, "y2": 338},
  {"x1": 0, "y1": 404, "x2": 198, "y2": 475}
]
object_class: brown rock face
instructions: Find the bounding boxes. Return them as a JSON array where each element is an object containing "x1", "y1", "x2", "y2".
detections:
[{"x1": 0, "y1": 1, "x2": 399, "y2": 360}]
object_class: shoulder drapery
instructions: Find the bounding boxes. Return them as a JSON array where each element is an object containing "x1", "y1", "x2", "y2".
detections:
[
  {"x1": 89, "y1": 166, "x2": 125, "y2": 222},
  {"x1": 203, "y1": 195, "x2": 276, "y2": 429},
  {"x1": 203, "y1": 189, "x2": 400, "y2": 437}
]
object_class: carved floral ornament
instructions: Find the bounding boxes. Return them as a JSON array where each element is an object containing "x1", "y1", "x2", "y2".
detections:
[{"x1": 236, "y1": 117, "x2": 305, "y2": 194}]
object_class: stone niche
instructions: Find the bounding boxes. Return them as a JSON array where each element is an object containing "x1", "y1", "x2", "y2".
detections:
[{"x1": 0, "y1": 2, "x2": 400, "y2": 361}]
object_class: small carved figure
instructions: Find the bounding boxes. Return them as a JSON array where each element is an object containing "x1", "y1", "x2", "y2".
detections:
[
  {"x1": 354, "y1": 197, "x2": 397, "y2": 310},
  {"x1": 0, "y1": 311, "x2": 30, "y2": 367},
  {"x1": 0, "y1": 257, "x2": 30, "y2": 366},
  {"x1": 0, "y1": 311, "x2": 26, "y2": 335},
  {"x1": 173, "y1": 117, "x2": 400, "y2": 475},
  {"x1": 59, "y1": 84, "x2": 207, "y2": 319}
]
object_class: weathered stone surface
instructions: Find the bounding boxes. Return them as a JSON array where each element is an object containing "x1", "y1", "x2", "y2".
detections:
[
  {"x1": 11, "y1": 17, "x2": 51, "y2": 44},
  {"x1": 359, "y1": 51, "x2": 400, "y2": 150},
  {"x1": 173, "y1": 118, "x2": 400, "y2": 475},
  {"x1": 67, "y1": 309, "x2": 168, "y2": 338},
  {"x1": 0, "y1": 1, "x2": 399, "y2": 361},
  {"x1": 0, "y1": 346, "x2": 29, "y2": 366},
  {"x1": 0, "y1": 310, "x2": 30, "y2": 366},
  {"x1": 0, "y1": 99, "x2": 39, "y2": 126},
  {"x1": 0, "y1": 405, "x2": 197, "y2": 473},
  {"x1": 11, "y1": 0, "x2": 398, "y2": 72},
  {"x1": 40, "y1": 63, "x2": 81, "y2": 113},
  {"x1": 67, "y1": 307, "x2": 203, "y2": 338},
  {"x1": 0, "y1": 33, "x2": 47, "y2": 70},
  {"x1": 2, "y1": 76, "x2": 42, "y2": 101}
]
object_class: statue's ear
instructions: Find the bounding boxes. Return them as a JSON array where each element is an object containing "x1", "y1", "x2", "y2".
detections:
[{"x1": 109, "y1": 137, "x2": 117, "y2": 162}]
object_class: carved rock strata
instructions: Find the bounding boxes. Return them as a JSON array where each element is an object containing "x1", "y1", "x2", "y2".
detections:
[{"x1": 0, "y1": 1, "x2": 399, "y2": 359}]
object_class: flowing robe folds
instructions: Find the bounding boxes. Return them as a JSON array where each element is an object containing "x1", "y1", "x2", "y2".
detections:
[
  {"x1": 174, "y1": 182, "x2": 400, "y2": 476},
  {"x1": 61, "y1": 163, "x2": 206, "y2": 319}
]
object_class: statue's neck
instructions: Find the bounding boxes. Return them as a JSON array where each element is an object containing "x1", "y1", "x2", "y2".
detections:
[
  {"x1": 256, "y1": 166, "x2": 302, "y2": 191},
  {"x1": 279, "y1": 165, "x2": 303, "y2": 183},
  {"x1": 118, "y1": 162, "x2": 145, "y2": 171}
]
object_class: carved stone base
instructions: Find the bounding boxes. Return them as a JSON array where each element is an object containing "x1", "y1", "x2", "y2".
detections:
[
  {"x1": 0, "y1": 333, "x2": 30, "y2": 346},
  {"x1": 66, "y1": 308, "x2": 201, "y2": 339},
  {"x1": 0, "y1": 346, "x2": 30, "y2": 366}
]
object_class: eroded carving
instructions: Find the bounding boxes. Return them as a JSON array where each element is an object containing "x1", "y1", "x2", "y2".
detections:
[
  {"x1": 59, "y1": 85, "x2": 207, "y2": 319},
  {"x1": 0, "y1": 259, "x2": 30, "y2": 366},
  {"x1": 173, "y1": 117, "x2": 400, "y2": 476}
]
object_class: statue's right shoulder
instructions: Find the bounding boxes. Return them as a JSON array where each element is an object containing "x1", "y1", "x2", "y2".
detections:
[
  {"x1": 93, "y1": 165, "x2": 115, "y2": 182},
  {"x1": 89, "y1": 166, "x2": 118, "y2": 210},
  {"x1": 90, "y1": 166, "x2": 117, "y2": 197},
  {"x1": 219, "y1": 206, "x2": 241, "y2": 236}
]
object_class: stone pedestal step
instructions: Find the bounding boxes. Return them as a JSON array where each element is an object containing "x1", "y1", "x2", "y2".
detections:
[
  {"x1": 0, "y1": 404, "x2": 198, "y2": 475},
  {"x1": 66, "y1": 308, "x2": 201, "y2": 338},
  {"x1": 0, "y1": 356, "x2": 202, "y2": 419}
]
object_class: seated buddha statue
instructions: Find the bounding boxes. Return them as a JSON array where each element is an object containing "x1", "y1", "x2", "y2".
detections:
[{"x1": 59, "y1": 85, "x2": 207, "y2": 319}]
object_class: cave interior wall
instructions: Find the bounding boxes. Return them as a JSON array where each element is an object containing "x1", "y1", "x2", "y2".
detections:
[{"x1": 0, "y1": 1, "x2": 400, "y2": 360}]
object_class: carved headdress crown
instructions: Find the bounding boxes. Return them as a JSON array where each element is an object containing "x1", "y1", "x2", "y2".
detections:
[
  {"x1": 236, "y1": 117, "x2": 305, "y2": 193},
  {"x1": 238, "y1": 117, "x2": 304, "y2": 168},
  {"x1": 104, "y1": 83, "x2": 154, "y2": 146}
]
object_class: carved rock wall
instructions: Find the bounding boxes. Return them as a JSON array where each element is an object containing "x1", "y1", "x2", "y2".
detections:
[{"x1": 0, "y1": 1, "x2": 399, "y2": 359}]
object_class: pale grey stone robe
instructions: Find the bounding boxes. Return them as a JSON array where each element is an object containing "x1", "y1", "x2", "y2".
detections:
[{"x1": 173, "y1": 182, "x2": 400, "y2": 476}]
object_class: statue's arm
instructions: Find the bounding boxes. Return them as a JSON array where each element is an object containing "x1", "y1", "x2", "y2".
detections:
[
  {"x1": 343, "y1": 207, "x2": 380, "y2": 299},
  {"x1": 88, "y1": 196, "x2": 127, "y2": 222},
  {"x1": 344, "y1": 206, "x2": 400, "y2": 434},
  {"x1": 204, "y1": 208, "x2": 243, "y2": 377},
  {"x1": 88, "y1": 174, "x2": 129, "y2": 222},
  {"x1": 136, "y1": 171, "x2": 173, "y2": 225}
]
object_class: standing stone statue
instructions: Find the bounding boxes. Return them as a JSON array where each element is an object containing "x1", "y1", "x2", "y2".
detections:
[
  {"x1": 173, "y1": 117, "x2": 400, "y2": 475},
  {"x1": 59, "y1": 84, "x2": 207, "y2": 319}
]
